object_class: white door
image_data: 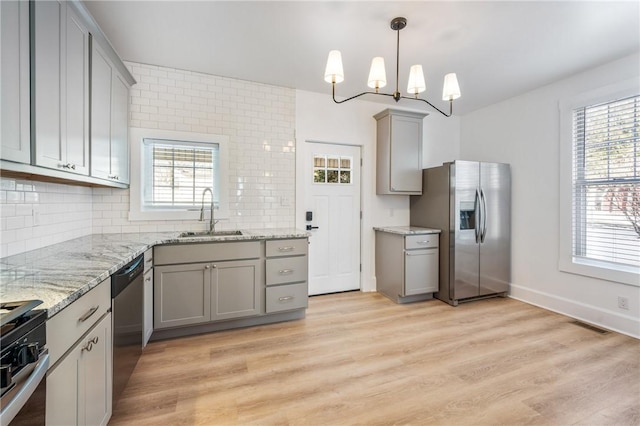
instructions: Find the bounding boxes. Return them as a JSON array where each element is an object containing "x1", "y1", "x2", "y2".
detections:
[{"x1": 305, "y1": 142, "x2": 361, "y2": 295}]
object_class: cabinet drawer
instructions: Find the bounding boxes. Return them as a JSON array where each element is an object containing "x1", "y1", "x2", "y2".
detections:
[
  {"x1": 405, "y1": 234, "x2": 438, "y2": 250},
  {"x1": 47, "y1": 278, "x2": 111, "y2": 366},
  {"x1": 143, "y1": 248, "x2": 153, "y2": 273},
  {"x1": 266, "y1": 238, "x2": 307, "y2": 258},
  {"x1": 266, "y1": 256, "x2": 308, "y2": 286},
  {"x1": 266, "y1": 283, "x2": 308, "y2": 313},
  {"x1": 154, "y1": 241, "x2": 260, "y2": 265}
]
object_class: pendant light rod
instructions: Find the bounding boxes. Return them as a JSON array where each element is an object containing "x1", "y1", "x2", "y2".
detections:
[{"x1": 324, "y1": 17, "x2": 461, "y2": 117}]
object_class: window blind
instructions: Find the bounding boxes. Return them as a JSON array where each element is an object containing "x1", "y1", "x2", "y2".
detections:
[
  {"x1": 572, "y1": 95, "x2": 639, "y2": 268},
  {"x1": 142, "y1": 138, "x2": 219, "y2": 209}
]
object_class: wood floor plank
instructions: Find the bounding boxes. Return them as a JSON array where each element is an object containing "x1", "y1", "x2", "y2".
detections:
[{"x1": 109, "y1": 292, "x2": 640, "y2": 425}]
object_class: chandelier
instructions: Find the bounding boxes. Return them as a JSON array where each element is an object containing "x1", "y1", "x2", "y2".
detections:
[{"x1": 324, "y1": 17, "x2": 461, "y2": 117}]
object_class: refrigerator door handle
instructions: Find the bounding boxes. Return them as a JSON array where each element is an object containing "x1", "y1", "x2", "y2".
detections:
[
  {"x1": 474, "y1": 188, "x2": 481, "y2": 243},
  {"x1": 480, "y1": 188, "x2": 487, "y2": 243}
]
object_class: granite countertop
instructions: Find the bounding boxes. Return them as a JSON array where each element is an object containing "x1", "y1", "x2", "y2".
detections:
[
  {"x1": 0, "y1": 228, "x2": 309, "y2": 318},
  {"x1": 373, "y1": 226, "x2": 442, "y2": 235}
]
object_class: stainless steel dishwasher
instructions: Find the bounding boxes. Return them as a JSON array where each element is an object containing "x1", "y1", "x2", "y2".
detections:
[{"x1": 111, "y1": 255, "x2": 144, "y2": 408}]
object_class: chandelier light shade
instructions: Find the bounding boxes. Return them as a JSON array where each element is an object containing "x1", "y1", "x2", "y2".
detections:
[
  {"x1": 324, "y1": 50, "x2": 344, "y2": 84},
  {"x1": 407, "y1": 65, "x2": 426, "y2": 95},
  {"x1": 367, "y1": 57, "x2": 387, "y2": 90},
  {"x1": 442, "y1": 73, "x2": 461, "y2": 101},
  {"x1": 324, "y1": 17, "x2": 461, "y2": 117}
]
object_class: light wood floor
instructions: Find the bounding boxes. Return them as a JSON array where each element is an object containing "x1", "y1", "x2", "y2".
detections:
[{"x1": 109, "y1": 292, "x2": 640, "y2": 426}]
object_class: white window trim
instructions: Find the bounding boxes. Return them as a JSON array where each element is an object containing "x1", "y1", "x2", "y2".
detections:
[
  {"x1": 129, "y1": 127, "x2": 229, "y2": 221},
  {"x1": 558, "y1": 78, "x2": 640, "y2": 287}
]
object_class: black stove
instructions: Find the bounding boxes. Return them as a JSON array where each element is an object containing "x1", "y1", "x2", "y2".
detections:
[{"x1": 0, "y1": 300, "x2": 47, "y2": 399}]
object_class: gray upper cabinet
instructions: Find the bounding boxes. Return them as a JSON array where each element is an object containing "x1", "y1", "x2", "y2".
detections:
[
  {"x1": 34, "y1": 0, "x2": 90, "y2": 175},
  {"x1": 375, "y1": 109, "x2": 427, "y2": 195},
  {"x1": 91, "y1": 42, "x2": 130, "y2": 184},
  {"x1": 1, "y1": 0, "x2": 31, "y2": 164}
]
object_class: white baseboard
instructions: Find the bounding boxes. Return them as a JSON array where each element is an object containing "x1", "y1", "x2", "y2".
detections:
[{"x1": 509, "y1": 283, "x2": 639, "y2": 339}]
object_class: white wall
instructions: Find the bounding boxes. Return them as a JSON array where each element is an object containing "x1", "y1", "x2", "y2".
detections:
[
  {"x1": 295, "y1": 90, "x2": 460, "y2": 292},
  {"x1": 460, "y1": 53, "x2": 640, "y2": 338}
]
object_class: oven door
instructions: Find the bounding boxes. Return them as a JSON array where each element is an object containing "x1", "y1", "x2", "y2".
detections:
[{"x1": 0, "y1": 350, "x2": 49, "y2": 425}]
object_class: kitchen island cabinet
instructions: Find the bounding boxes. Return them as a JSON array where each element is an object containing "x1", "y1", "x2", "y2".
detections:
[{"x1": 374, "y1": 226, "x2": 440, "y2": 303}]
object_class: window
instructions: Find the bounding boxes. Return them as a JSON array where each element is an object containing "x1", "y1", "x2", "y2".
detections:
[
  {"x1": 313, "y1": 155, "x2": 352, "y2": 184},
  {"x1": 143, "y1": 139, "x2": 220, "y2": 210},
  {"x1": 559, "y1": 79, "x2": 639, "y2": 286},
  {"x1": 129, "y1": 128, "x2": 229, "y2": 221},
  {"x1": 572, "y1": 96, "x2": 639, "y2": 268}
]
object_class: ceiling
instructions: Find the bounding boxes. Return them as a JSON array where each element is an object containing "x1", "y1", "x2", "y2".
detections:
[{"x1": 84, "y1": 1, "x2": 640, "y2": 116}]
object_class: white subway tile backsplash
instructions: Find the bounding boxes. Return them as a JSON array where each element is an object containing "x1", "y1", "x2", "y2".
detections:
[{"x1": 1, "y1": 63, "x2": 296, "y2": 256}]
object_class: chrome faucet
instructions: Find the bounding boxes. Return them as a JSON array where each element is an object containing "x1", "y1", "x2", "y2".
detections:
[{"x1": 199, "y1": 188, "x2": 218, "y2": 233}]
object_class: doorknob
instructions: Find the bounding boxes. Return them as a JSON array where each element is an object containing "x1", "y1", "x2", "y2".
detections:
[{"x1": 306, "y1": 225, "x2": 319, "y2": 230}]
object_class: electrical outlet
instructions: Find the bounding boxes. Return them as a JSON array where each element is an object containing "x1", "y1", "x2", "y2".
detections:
[{"x1": 618, "y1": 296, "x2": 629, "y2": 310}]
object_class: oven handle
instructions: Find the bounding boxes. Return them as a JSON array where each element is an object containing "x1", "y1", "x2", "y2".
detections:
[{"x1": 0, "y1": 352, "x2": 49, "y2": 425}]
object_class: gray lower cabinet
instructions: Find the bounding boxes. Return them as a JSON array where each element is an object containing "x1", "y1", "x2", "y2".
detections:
[
  {"x1": 375, "y1": 231, "x2": 439, "y2": 303},
  {"x1": 265, "y1": 239, "x2": 309, "y2": 313},
  {"x1": 46, "y1": 278, "x2": 112, "y2": 426},
  {"x1": 153, "y1": 241, "x2": 262, "y2": 330}
]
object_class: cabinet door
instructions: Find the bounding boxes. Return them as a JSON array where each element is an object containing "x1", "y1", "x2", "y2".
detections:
[
  {"x1": 154, "y1": 263, "x2": 211, "y2": 329},
  {"x1": 34, "y1": 1, "x2": 89, "y2": 174},
  {"x1": 111, "y1": 72, "x2": 130, "y2": 184},
  {"x1": 390, "y1": 115, "x2": 422, "y2": 193},
  {"x1": 34, "y1": 0, "x2": 64, "y2": 170},
  {"x1": 79, "y1": 313, "x2": 112, "y2": 426},
  {"x1": 0, "y1": 0, "x2": 30, "y2": 163},
  {"x1": 404, "y1": 249, "x2": 439, "y2": 296},
  {"x1": 46, "y1": 345, "x2": 80, "y2": 426},
  {"x1": 63, "y1": 4, "x2": 90, "y2": 175},
  {"x1": 90, "y1": 43, "x2": 113, "y2": 180},
  {"x1": 212, "y1": 259, "x2": 261, "y2": 320}
]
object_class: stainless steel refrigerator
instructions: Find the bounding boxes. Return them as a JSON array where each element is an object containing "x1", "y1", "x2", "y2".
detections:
[{"x1": 410, "y1": 161, "x2": 511, "y2": 306}]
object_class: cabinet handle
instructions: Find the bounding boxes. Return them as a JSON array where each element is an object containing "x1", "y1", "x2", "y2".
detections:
[
  {"x1": 145, "y1": 258, "x2": 153, "y2": 264},
  {"x1": 278, "y1": 269, "x2": 294, "y2": 275},
  {"x1": 60, "y1": 163, "x2": 76, "y2": 170},
  {"x1": 81, "y1": 337, "x2": 99, "y2": 352},
  {"x1": 108, "y1": 175, "x2": 119, "y2": 180},
  {"x1": 145, "y1": 276, "x2": 151, "y2": 282},
  {"x1": 416, "y1": 240, "x2": 431, "y2": 245},
  {"x1": 78, "y1": 305, "x2": 99, "y2": 322},
  {"x1": 405, "y1": 252, "x2": 429, "y2": 256},
  {"x1": 278, "y1": 247, "x2": 294, "y2": 252},
  {"x1": 205, "y1": 265, "x2": 210, "y2": 269},
  {"x1": 278, "y1": 296, "x2": 294, "y2": 302}
]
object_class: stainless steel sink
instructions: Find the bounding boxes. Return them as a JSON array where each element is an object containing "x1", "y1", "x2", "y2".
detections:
[{"x1": 178, "y1": 230, "x2": 243, "y2": 238}]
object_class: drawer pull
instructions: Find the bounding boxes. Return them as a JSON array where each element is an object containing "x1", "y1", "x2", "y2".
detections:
[
  {"x1": 145, "y1": 258, "x2": 153, "y2": 264},
  {"x1": 81, "y1": 336, "x2": 99, "y2": 352},
  {"x1": 416, "y1": 240, "x2": 431, "y2": 245},
  {"x1": 278, "y1": 269, "x2": 294, "y2": 275},
  {"x1": 78, "y1": 305, "x2": 99, "y2": 323},
  {"x1": 278, "y1": 296, "x2": 295, "y2": 302},
  {"x1": 278, "y1": 246, "x2": 295, "y2": 252},
  {"x1": 145, "y1": 276, "x2": 152, "y2": 282}
]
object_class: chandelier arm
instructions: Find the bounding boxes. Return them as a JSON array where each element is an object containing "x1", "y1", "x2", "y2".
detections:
[
  {"x1": 332, "y1": 84, "x2": 396, "y2": 104},
  {"x1": 399, "y1": 96, "x2": 454, "y2": 117}
]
